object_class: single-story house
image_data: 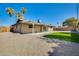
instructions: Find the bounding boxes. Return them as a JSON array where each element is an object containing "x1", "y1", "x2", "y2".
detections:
[{"x1": 11, "y1": 20, "x2": 53, "y2": 34}]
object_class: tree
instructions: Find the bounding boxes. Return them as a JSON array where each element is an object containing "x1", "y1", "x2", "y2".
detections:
[
  {"x1": 6, "y1": 7, "x2": 26, "y2": 33},
  {"x1": 6, "y1": 7, "x2": 26, "y2": 24},
  {"x1": 21, "y1": 7, "x2": 26, "y2": 14},
  {"x1": 6, "y1": 7, "x2": 14, "y2": 26},
  {"x1": 63, "y1": 17, "x2": 78, "y2": 26},
  {"x1": 6, "y1": 7, "x2": 14, "y2": 17},
  {"x1": 37, "y1": 19, "x2": 41, "y2": 23},
  {"x1": 63, "y1": 17, "x2": 78, "y2": 31},
  {"x1": 16, "y1": 7, "x2": 26, "y2": 23},
  {"x1": 77, "y1": 21, "x2": 79, "y2": 27},
  {"x1": 16, "y1": 12, "x2": 22, "y2": 20}
]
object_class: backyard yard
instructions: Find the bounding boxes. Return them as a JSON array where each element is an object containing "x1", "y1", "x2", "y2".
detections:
[
  {"x1": 0, "y1": 32, "x2": 79, "y2": 56},
  {"x1": 44, "y1": 32, "x2": 79, "y2": 43}
]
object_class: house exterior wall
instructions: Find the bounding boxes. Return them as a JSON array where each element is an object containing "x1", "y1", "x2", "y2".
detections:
[
  {"x1": 15, "y1": 23, "x2": 32, "y2": 33},
  {"x1": 47, "y1": 26, "x2": 53, "y2": 32},
  {"x1": 34, "y1": 25, "x2": 48, "y2": 32},
  {"x1": 15, "y1": 24, "x2": 21, "y2": 33},
  {"x1": 21, "y1": 24, "x2": 32, "y2": 33},
  {"x1": 34, "y1": 25, "x2": 43, "y2": 32},
  {"x1": 14, "y1": 23, "x2": 53, "y2": 33}
]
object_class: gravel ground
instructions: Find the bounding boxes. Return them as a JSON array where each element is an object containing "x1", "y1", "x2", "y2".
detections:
[
  {"x1": 0, "y1": 32, "x2": 58, "y2": 56},
  {"x1": 0, "y1": 32, "x2": 79, "y2": 56},
  {"x1": 47, "y1": 39, "x2": 79, "y2": 56}
]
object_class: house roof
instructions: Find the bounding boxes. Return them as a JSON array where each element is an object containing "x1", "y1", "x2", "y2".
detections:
[
  {"x1": 13, "y1": 19, "x2": 53, "y2": 27},
  {"x1": 21, "y1": 21, "x2": 53, "y2": 27}
]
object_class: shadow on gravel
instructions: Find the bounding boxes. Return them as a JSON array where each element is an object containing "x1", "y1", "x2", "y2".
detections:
[{"x1": 42, "y1": 31, "x2": 79, "y2": 56}]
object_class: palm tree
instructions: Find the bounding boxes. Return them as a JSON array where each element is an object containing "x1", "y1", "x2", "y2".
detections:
[
  {"x1": 5, "y1": 7, "x2": 26, "y2": 33},
  {"x1": 17, "y1": 7, "x2": 26, "y2": 33},
  {"x1": 6, "y1": 7, "x2": 14, "y2": 25},
  {"x1": 6, "y1": 7, "x2": 14, "y2": 17},
  {"x1": 21, "y1": 7, "x2": 26, "y2": 14},
  {"x1": 16, "y1": 12, "x2": 24, "y2": 33},
  {"x1": 16, "y1": 12, "x2": 22, "y2": 19},
  {"x1": 16, "y1": 12, "x2": 23, "y2": 23}
]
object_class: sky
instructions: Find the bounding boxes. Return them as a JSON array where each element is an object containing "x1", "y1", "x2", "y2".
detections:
[{"x1": 0, "y1": 3, "x2": 78, "y2": 26}]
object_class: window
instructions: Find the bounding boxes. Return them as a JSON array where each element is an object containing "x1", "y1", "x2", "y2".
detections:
[
  {"x1": 50, "y1": 26, "x2": 52, "y2": 28},
  {"x1": 29, "y1": 24, "x2": 33, "y2": 28}
]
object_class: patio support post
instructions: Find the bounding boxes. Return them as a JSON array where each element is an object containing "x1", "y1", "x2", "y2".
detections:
[
  {"x1": 46, "y1": 26, "x2": 47, "y2": 32},
  {"x1": 32, "y1": 23, "x2": 34, "y2": 33}
]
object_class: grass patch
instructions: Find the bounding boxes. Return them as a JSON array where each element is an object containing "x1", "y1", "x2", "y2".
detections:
[{"x1": 44, "y1": 32, "x2": 79, "y2": 43}]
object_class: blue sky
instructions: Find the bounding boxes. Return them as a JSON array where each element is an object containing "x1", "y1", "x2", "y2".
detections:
[{"x1": 0, "y1": 3, "x2": 77, "y2": 26}]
